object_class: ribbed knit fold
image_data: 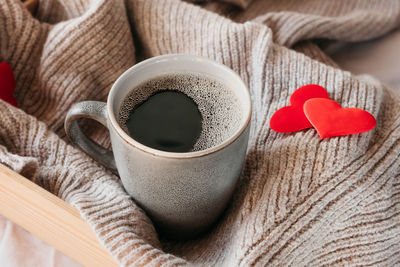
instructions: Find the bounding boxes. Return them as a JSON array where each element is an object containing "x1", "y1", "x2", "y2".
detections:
[{"x1": 1, "y1": 0, "x2": 400, "y2": 266}]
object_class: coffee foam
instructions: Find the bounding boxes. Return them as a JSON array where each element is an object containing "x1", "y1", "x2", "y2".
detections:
[{"x1": 118, "y1": 73, "x2": 243, "y2": 152}]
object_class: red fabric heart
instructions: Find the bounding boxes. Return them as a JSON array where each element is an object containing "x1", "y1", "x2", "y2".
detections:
[
  {"x1": 270, "y1": 84, "x2": 329, "y2": 133},
  {"x1": 303, "y1": 98, "x2": 376, "y2": 139},
  {"x1": 0, "y1": 62, "x2": 18, "y2": 107}
]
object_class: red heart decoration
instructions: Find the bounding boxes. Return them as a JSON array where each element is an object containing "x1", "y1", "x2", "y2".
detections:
[
  {"x1": 270, "y1": 84, "x2": 329, "y2": 133},
  {"x1": 303, "y1": 98, "x2": 376, "y2": 139},
  {"x1": 0, "y1": 62, "x2": 18, "y2": 107}
]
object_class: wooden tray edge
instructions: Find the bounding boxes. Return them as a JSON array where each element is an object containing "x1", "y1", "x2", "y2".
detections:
[{"x1": 0, "y1": 163, "x2": 118, "y2": 267}]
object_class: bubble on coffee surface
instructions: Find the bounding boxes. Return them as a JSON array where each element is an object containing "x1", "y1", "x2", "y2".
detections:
[{"x1": 118, "y1": 73, "x2": 243, "y2": 152}]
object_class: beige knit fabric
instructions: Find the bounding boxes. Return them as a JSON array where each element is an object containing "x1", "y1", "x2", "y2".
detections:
[{"x1": 1, "y1": 0, "x2": 400, "y2": 265}]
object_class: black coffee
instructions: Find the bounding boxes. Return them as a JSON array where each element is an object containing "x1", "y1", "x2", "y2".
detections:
[
  {"x1": 118, "y1": 73, "x2": 243, "y2": 152},
  {"x1": 125, "y1": 90, "x2": 202, "y2": 152}
]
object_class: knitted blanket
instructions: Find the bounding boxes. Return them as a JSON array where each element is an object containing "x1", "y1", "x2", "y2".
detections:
[{"x1": 1, "y1": 0, "x2": 400, "y2": 265}]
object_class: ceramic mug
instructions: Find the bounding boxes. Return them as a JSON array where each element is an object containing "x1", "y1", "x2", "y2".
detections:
[{"x1": 64, "y1": 54, "x2": 251, "y2": 238}]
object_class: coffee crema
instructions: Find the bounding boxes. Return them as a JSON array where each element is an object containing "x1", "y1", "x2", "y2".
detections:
[{"x1": 118, "y1": 73, "x2": 243, "y2": 152}]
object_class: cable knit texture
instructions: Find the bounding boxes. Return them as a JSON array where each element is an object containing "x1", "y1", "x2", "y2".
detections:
[{"x1": 1, "y1": 0, "x2": 400, "y2": 265}]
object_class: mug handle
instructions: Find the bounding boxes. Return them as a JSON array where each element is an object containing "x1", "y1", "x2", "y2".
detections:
[{"x1": 64, "y1": 101, "x2": 118, "y2": 174}]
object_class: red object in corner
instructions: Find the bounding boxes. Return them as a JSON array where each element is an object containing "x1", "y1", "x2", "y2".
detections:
[
  {"x1": 0, "y1": 62, "x2": 18, "y2": 107},
  {"x1": 270, "y1": 84, "x2": 329, "y2": 133},
  {"x1": 303, "y1": 98, "x2": 376, "y2": 139}
]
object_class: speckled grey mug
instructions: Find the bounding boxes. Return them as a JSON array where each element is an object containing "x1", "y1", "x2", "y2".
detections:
[{"x1": 65, "y1": 54, "x2": 251, "y2": 238}]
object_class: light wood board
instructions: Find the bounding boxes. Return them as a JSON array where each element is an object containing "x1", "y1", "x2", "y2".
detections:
[{"x1": 0, "y1": 163, "x2": 118, "y2": 267}]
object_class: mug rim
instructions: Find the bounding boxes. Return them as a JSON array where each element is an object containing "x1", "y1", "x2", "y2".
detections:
[{"x1": 107, "y1": 54, "x2": 252, "y2": 159}]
